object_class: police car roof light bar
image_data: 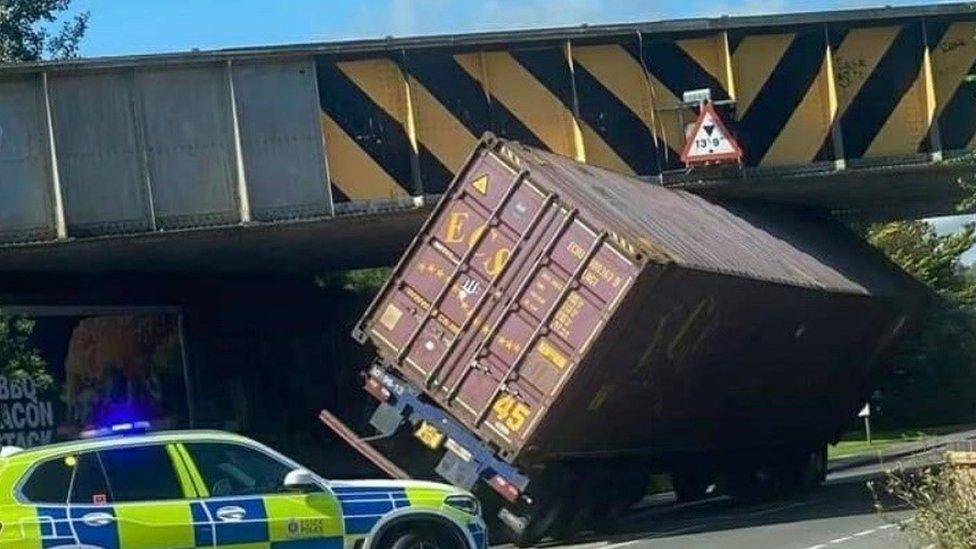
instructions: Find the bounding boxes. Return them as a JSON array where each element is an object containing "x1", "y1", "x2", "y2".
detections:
[{"x1": 81, "y1": 420, "x2": 152, "y2": 439}]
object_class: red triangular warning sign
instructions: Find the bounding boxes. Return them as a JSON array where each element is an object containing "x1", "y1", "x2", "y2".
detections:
[{"x1": 680, "y1": 102, "x2": 743, "y2": 165}]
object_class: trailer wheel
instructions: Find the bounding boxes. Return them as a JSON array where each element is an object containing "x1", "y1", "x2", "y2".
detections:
[
  {"x1": 511, "y1": 497, "x2": 567, "y2": 548},
  {"x1": 797, "y1": 446, "x2": 827, "y2": 491},
  {"x1": 590, "y1": 464, "x2": 649, "y2": 532},
  {"x1": 672, "y1": 471, "x2": 713, "y2": 502},
  {"x1": 726, "y1": 446, "x2": 828, "y2": 503}
]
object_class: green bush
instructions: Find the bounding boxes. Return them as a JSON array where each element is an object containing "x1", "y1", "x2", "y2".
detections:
[{"x1": 871, "y1": 457, "x2": 976, "y2": 548}]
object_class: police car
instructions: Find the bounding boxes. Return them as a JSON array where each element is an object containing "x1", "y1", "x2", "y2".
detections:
[{"x1": 0, "y1": 423, "x2": 486, "y2": 549}]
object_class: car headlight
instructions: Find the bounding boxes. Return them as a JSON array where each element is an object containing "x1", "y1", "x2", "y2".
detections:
[{"x1": 444, "y1": 494, "x2": 481, "y2": 516}]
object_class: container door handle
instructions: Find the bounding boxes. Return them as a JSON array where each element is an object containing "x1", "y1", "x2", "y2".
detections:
[
  {"x1": 215, "y1": 506, "x2": 246, "y2": 522},
  {"x1": 81, "y1": 512, "x2": 115, "y2": 527}
]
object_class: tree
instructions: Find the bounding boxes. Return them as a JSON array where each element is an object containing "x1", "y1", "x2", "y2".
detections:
[
  {"x1": 0, "y1": 0, "x2": 83, "y2": 385},
  {"x1": 0, "y1": 313, "x2": 49, "y2": 387},
  {"x1": 866, "y1": 220, "x2": 976, "y2": 305},
  {"x1": 865, "y1": 221, "x2": 976, "y2": 427},
  {"x1": 0, "y1": 0, "x2": 89, "y2": 63}
]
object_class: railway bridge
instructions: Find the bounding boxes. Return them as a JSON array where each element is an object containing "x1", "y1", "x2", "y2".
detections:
[{"x1": 0, "y1": 3, "x2": 975, "y2": 274}]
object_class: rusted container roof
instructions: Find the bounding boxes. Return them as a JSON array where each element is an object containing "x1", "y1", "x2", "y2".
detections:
[{"x1": 502, "y1": 142, "x2": 917, "y2": 296}]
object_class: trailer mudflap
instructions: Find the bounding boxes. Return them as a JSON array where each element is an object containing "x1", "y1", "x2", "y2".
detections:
[
  {"x1": 436, "y1": 447, "x2": 480, "y2": 490},
  {"x1": 318, "y1": 409, "x2": 411, "y2": 480}
]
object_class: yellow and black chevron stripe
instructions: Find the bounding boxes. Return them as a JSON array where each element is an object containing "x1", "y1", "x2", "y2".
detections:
[
  {"x1": 316, "y1": 57, "x2": 416, "y2": 202},
  {"x1": 822, "y1": 22, "x2": 931, "y2": 161},
  {"x1": 402, "y1": 50, "x2": 489, "y2": 194},
  {"x1": 639, "y1": 33, "x2": 735, "y2": 171},
  {"x1": 572, "y1": 39, "x2": 660, "y2": 175},
  {"x1": 731, "y1": 29, "x2": 834, "y2": 166},
  {"x1": 929, "y1": 19, "x2": 976, "y2": 153},
  {"x1": 316, "y1": 56, "x2": 453, "y2": 203}
]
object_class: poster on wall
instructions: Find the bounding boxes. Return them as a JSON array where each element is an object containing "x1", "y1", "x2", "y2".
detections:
[{"x1": 0, "y1": 312, "x2": 190, "y2": 448}]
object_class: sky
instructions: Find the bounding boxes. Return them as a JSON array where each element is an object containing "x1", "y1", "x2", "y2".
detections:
[
  {"x1": 54, "y1": 0, "x2": 976, "y2": 262},
  {"x1": 61, "y1": 0, "x2": 954, "y2": 57}
]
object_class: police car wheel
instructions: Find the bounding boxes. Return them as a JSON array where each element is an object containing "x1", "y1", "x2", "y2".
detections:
[{"x1": 387, "y1": 528, "x2": 454, "y2": 549}]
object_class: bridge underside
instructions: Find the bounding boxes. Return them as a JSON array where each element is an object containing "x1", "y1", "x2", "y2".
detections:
[
  {"x1": 0, "y1": 162, "x2": 969, "y2": 276},
  {"x1": 675, "y1": 161, "x2": 976, "y2": 222},
  {"x1": 0, "y1": 208, "x2": 429, "y2": 275}
]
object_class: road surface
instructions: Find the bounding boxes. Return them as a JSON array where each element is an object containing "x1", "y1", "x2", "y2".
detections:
[{"x1": 501, "y1": 456, "x2": 929, "y2": 548}]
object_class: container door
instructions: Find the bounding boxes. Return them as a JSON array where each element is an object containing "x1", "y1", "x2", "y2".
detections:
[
  {"x1": 365, "y1": 152, "x2": 551, "y2": 389},
  {"x1": 452, "y1": 216, "x2": 638, "y2": 449}
]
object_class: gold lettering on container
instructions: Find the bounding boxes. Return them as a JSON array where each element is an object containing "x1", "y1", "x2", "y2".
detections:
[
  {"x1": 536, "y1": 339, "x2": 568, "y2": 370},
  {"x1": 443, "y1": 211, "x2": 470, "y2": 243},
  {"x1": 551, "y1": 292, "x2": 584, "y2": 341},
  {"x1": 567, "y1": 241, "x2": 587, "y2": 260},
  {"x1": 403, "y1": 287, "x2": 431, "y2": 311}
]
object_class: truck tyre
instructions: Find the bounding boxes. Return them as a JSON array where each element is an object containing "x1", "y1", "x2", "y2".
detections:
[
  {"x1": 726, "y1": 446, "x2": 828, "y2": 503},
  {"x1": 798, "y1": 446, "x2": 827, "y2": 491},
  {"x1": 672, "y1": 471, "x2": 712, "y2": 502},
  {"x1": 512, "y1": 497, "x2": 567, "y2": 548}
]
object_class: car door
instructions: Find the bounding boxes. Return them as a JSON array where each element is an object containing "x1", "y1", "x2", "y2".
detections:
[
  {"x1": 21, "y1": 443, "x2": 205, "y2": 549},
  {"x1": 91, "y1": 443, "x2": 204, "y2": 549},
  {"x1": 19, "y1": 453, "x2": 79, "y2": 548},
  {"x1": 22, "y1": 450, "x2": 124, "y2": 548},
  {"x1": 181, "y1": 441, "x2": 343, "y2": 548}
]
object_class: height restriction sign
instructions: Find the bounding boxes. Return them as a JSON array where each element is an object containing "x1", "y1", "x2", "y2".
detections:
[{"x1": 680, "y1": 102, "x2": 742, "y2": 166}]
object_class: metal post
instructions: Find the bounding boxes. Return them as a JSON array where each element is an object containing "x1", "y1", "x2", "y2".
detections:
[
  {"x1": 864, "y1": 416, "x2": 872, "y2": 445},
  {"x1": 41, "y1": 72, "x2": 68, "y2": 240},
  {"x1": 226, "y1": 59, "x2": 252, "y2": 224},
  {"x1": 177, "y1": 312, "x2": 196, "y2": 428}
]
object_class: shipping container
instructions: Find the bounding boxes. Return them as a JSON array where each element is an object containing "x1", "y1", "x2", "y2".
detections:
[{"x1": 341, "y1": 135, "x2": 926, "y2": 543}]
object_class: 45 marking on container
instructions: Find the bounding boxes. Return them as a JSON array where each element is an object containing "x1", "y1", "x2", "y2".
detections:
[{"x1": 491, "y1": 393, "x2": 531, "y2": 435}]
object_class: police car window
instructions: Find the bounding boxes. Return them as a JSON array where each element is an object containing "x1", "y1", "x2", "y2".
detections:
[
  {"x1": 68, "y1": 452, "x2": 111, "y2": 505},
  {"x1": 185, "y1": 443, "x2": 294, "y2": 497},
  {"x1": 98, "y1": 445, "x2": 184, "y2": 502},
  {"x1": 22, "y1": 457, "x2": 73, "y2": 503}
]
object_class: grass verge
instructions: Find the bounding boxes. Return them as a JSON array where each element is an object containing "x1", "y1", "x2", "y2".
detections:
[{"x1": 828, "y1": 424, "x2": 976, "y2": 460}]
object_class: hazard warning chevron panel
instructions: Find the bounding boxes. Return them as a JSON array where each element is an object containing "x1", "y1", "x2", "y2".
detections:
[
  {"x1": 825, "y1": 21, "x2": 932, "y2": 161},
  {"x1": 307, "y1": 6, "x2": 976, "y2": 203},
  {"x1": 730, "y1": 27, "x2": 835, "y2": 166},
  {"x1": 316, "y1": 57, "x2": 418, "y2": 203},
  {"x1": 929, "y1": 19, "x2": 976, "y2": 153}
]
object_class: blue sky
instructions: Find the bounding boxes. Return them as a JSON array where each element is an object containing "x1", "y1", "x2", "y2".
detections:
[{"x1": 63, "y1": 0, "x2": 952, "y2": 57}]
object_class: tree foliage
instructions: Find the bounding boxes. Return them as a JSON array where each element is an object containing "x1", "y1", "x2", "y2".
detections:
[
  {"x1": 866, "y1": 221, "x2": 976, "y2": 428},
  {"x1": 867, "y1": 221, "x2": 976, "y2": 305},
  {"x1": 0, "y1": 312, "x2": 49, "y2": 387},
  {"x1": 0, "y1": 0, "x2": 89, "y2": 63},
  {"x1": 316, "y1": 267, "x2": 392, "y2": 295}
]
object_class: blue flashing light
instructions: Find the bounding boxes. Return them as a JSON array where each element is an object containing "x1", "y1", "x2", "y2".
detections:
[{"x1": 81, "y1": 421, "x2": 152, "y2": 439}]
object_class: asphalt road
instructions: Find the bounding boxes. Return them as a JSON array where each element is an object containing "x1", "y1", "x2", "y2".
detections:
[{"x1": 500, "y1": 457, "x2": 928, "y2": 549}]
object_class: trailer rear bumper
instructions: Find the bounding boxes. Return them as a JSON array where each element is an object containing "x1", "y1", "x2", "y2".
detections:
[{"x1": 366, "y1": 365, "x2": 530, "y2": 502}]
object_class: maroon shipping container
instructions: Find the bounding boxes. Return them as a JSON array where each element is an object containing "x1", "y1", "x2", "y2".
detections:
[{"x1": 353, "y1": 135, "x2": 925, "y2": 467}]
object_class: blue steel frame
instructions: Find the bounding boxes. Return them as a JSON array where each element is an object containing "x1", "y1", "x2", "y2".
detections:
[{"x1": 368, "y1": 364, "x2": 530, "y2": 494}]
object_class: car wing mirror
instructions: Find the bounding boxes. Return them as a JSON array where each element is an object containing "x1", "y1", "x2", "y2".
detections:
[{"x1": 283, "y1": 468, "x2": 321, "y2": 492}]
